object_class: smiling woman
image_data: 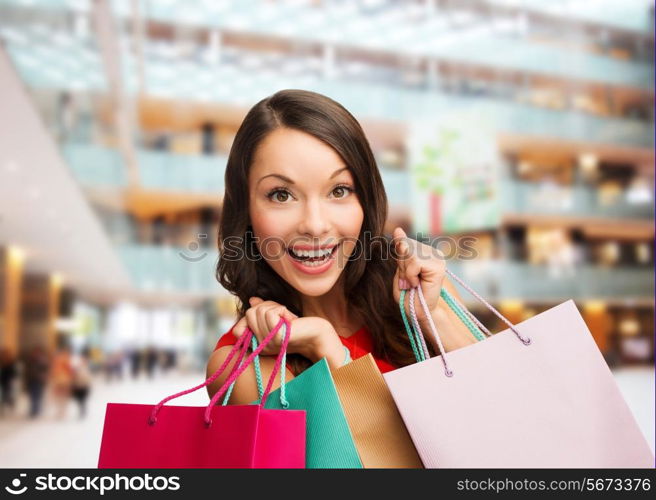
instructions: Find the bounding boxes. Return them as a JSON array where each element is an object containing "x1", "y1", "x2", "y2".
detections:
[
  {"x1": 249, "y1": 127, "x2": 364, "y2": 294},
  {"x1": 207, "y1": 89, "x2": 476, "y2": 405}
]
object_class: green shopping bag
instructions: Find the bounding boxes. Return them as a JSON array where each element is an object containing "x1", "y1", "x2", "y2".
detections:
[
  {"x1": 263, "y1": 358, "x2": 362, "y2": 469},
  {"x1": 223, "y1": 331, "x2": 362, "y2": 469}
]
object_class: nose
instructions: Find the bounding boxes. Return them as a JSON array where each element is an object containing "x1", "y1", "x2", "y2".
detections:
[{"x1": 297, "y1": 197, "x2": 331, "y2": 239}]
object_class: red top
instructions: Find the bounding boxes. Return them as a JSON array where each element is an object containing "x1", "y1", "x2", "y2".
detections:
[{"x1": 214, "y1": 324, "x2": 397, "y2": 374}]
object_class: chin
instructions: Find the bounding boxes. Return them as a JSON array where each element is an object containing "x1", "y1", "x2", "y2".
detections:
[
  {"x1": 269, "y1": 261, "x2": 343, "y2": 298},
  {"x1": 291, "y1": 277, "x2": 340, "y2": 297}
]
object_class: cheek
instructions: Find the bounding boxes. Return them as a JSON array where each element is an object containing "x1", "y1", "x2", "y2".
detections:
[
  {"x1": 339, "y1": 202, "x2": 364, "y2": 254},
  {"x1": 249, "y1": 202, "x2": 293, "y2": 259}
]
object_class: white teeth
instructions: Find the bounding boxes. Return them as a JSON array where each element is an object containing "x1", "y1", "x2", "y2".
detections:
[
  {"x1": 300, "y1": 259, "x2": 328, "y2": 267},
  {"x1": 291, "y1": 247, "x2": 333, "y2": 258}
]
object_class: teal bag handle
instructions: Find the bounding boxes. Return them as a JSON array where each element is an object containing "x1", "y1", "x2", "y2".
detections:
[
  {"x1": 440, "y1": 288, "x2": 489, "y2": 341},
  {"x1": 400, "y1": 286, "x2": 489, "y2": 363},
  {"x1": 399, "y1": 289, "x2": 427, "y2": 362},
  {"x1": 222, "y1": 322, "x2": 289, "y2": 408}
]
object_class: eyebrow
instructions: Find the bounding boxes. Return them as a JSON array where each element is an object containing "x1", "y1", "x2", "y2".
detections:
[{"x1": 256, "y1": 167, "x2": 349, "y2": 187}]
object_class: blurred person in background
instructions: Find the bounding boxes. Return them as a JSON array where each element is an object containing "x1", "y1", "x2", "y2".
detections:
[
  {"x1": 128, "y1": 348, "x2": 141, "y2": 379},
  {"x1": 104, "y1": 351, "x2": 125, "y2": 382},
  {"x1": 0, "y1": 347, "x2": 19, "y2": 417},
  {"x1": 70, "y1": 348, "x2": 92, "y2": 419},
  {"x1": 50, "y1": 345, "x2": 73, "y2": 419},
  {"x1": 144, "y1": 347, "x2": 158, "y2": 379},
  {"x1": 23, "y1": 345, "x2": 50, "y2": 419},
  {"x1": 162, "y1": 349, "x2": 177, "y2": 373}
]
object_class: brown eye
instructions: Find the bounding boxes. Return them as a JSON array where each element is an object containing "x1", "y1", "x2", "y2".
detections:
[
  {"x1": 274, "y1": 191, "x2": 289, "y2": 202},
  {"x1": 332, "y1": 185, "x2": 353, "y2": 199},
  {"x1": 267, "y1": 188, "x2": 293, "y2": 203}
]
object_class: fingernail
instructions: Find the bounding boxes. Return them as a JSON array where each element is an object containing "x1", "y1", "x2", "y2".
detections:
[{"x1": 398, "y1": 278, "x2": 407, "y2": 290}]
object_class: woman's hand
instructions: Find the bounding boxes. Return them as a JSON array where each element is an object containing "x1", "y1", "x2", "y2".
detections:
[
  {"x1": 392, "y1": 226, "x2": 446, "y2": 323},
  {"x1": 233, "y1": 298, "x2": 345, "y2": 368},
  {"x1": 391, "y1": 227, "x2": 477, "y2": 353}
]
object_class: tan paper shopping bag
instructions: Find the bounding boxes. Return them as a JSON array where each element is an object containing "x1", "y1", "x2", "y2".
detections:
[{"x1": 332, "y1": 354, "x2": 423, "y2": 468}]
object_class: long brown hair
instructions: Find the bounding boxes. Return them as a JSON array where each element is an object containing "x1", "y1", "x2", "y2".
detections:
[{"x1": 216, "y1": 89, "x2": 428, "y2": 373}]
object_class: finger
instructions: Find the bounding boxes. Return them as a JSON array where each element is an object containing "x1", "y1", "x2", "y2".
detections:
[
  {"x1": 232, "y1": 316, "x2": 248, "y2": 338},
  {"x1": 262, "y1": 303, "x2": 285, "y2": 334},
  {"x1": 404, "y1": 259, "x2": 422, "y2": 289},
  {"x1": 393, "y1": 229, "x2": 413, "y2": 289},
  {"x1": 259, "y1": 302, "x2": 290, "y2": 351},
  {"x1": 253, "y1": 303, "x2": 276, "y2": 344},
  {"x1": 393, "y1": 266, "x2": 405, "y2": 303},
  {"x1": 395, "y1": 266, "x2": 409, "y2": 293},
  {"x1": 265, "y1": 306, "x2": 290, "y2": 342},
  {"x1": 279, "y1": 307, "x2": 298, "y2": 323},
  {"x1": 393, "y1": 227, "x2": 410, "y2": 259},
  {"x1": 245, "y1": 307, "x2": 261, "y2": 342},
  {"x1": 246, "y1": 300, "x2": 293, "y2": 353},
  {"x1": 393, "y1": 226, "x2": 406, "y2": 242},
  {"x1": 249, "y1": 296, "x2": 264, "y2": 307}
]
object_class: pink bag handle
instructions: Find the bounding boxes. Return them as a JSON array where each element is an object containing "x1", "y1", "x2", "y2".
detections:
[
  {"x1": 148, "y1": 328, "x2": 251, "y2": 425},
  {"x1": 408, "y1": 286, "x2": 452, "y2": 377},
  {"x1": 148, "y1": 317, "x2": 290, "y2": 428},
  {"x1": 204, "y1": 317, "x2": 291, "y2": 426},
  {"x1": 408, "y1": 269, "x2": 532, "y2": 377},
  {"x1": 444, "y1": 269, "x2": 531, "y2": 345}
]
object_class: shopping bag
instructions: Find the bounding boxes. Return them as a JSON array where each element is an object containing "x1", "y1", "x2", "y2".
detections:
[
  {"x1": 225, "y1": 346, "x2": 362, "y2": 469},
  {"x1": 98, "y1": 318, "x2": 306, "y2": 468},
  {"x1": 262, "y1": 357, "x2": 362, "y2": 468},
  {"x1": 332, "y1": 353, "x2": 423, "y2": 468},
  {"x1": 384, "y1": 270, "x2": 655, "y2": 468}
]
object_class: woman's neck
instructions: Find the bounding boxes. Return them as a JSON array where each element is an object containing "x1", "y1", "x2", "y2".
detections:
[{"x1": 300, "y1": 278, "x2": 362, "y2": 338}]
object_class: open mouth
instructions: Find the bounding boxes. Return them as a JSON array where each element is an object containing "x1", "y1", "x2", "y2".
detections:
[{"x1": 286, "y1": 243, "x2": 340, "y2": 267}]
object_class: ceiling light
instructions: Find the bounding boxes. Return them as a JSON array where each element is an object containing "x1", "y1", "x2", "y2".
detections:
[
  {"x1": 578, "y1": 153, "x2": 598, "y2": 174},
  {"x1": 8, "y1": 246, "x2": 25, "y2": 264},
  {"x1": 51, "y1": 273, "x2": 64, "y2": 288}
]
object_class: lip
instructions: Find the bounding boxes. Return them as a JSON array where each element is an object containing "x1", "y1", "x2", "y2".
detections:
[
  {"x1": 289, "y1": 243, "x2": 338, "y2": 251},
  {"x1": 286, "y1": 243, "x2": 339, "y2": 275}
]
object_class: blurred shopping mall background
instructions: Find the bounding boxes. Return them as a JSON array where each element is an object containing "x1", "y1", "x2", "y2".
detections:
[{"x1": 0, "y1": 0, "x2": 654, "y2": 466}]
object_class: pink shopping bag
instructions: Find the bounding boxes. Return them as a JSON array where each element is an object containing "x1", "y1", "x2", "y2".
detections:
[
  {"x1": 98, "y1": 318, "x2": 306, "y2": 468},
  {"x1": 384, "y1": 270, "x2": 655, "y2": 468}
]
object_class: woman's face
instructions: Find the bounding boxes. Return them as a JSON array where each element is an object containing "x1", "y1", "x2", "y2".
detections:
[{"x1": 248, "y1": 127, "x2": 364, "y2": 297}]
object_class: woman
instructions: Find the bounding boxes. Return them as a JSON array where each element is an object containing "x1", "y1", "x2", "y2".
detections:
[{"x1": 207, "y1": 89, "x2": 477, "y2": 405}]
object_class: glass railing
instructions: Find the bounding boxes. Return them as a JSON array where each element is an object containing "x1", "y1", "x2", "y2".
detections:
[
  {"x1": 447, "y1": 260, "x2": 654, "y2": 302},
  {"x1": 138, "y1": 150, "x2": 226, "y2": 193},
  {"x1": 118, "y1": 245, "x2": 221, "y2": 293},
  {"x1": 501, "y1": 179, "x2": 654, "y2": 219},
  {"x1": 62, "y1": 143, "x2": 127, "y2": 187},
  {"x1": 486, "y1": 0, "x2": 655, "y2": 34},
  {"x1": 97, "y1": 217, "x2": 217, "y2": 249},
  {"x1": 140, "y1": 66, "x2": 654, "y2": 147}
]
